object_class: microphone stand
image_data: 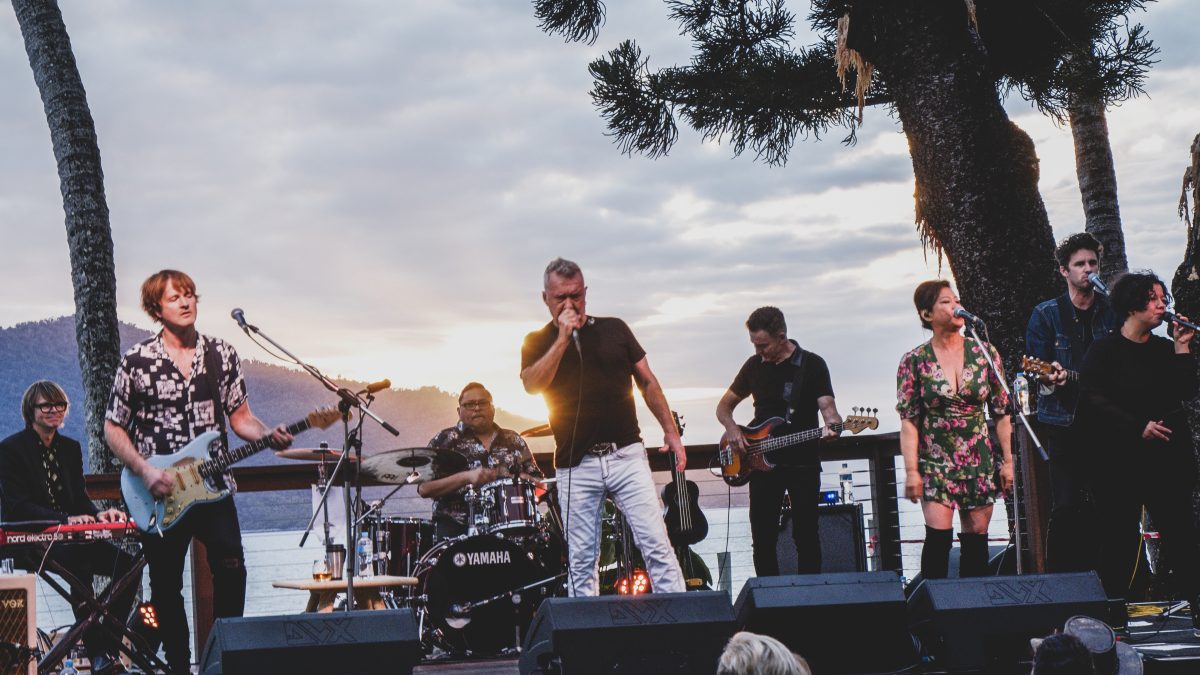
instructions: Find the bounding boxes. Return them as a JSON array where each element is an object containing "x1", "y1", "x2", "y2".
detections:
[
  {"x1": 962, "y1": 320, "x2": 1046, "y2": 577},
  {"x1": 233, "y1": 315, "x2": 400, "y2": 611}
]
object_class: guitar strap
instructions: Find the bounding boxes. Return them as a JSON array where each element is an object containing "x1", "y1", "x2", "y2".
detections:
[
  {"x1": 201, "y1": 337, "x2": 231, "y2": 487},
  {"x1": 784, "y1": 346, "x2": 808, "y2": 426}
]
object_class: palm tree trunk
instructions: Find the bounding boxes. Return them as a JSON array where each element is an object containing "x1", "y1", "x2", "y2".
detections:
[
  {"x1": 1170, "y1": 133, "x2": 1200, "y2": 527},
  {"x1": 12, "y1": 0, "x2": 120, "y2": 474},
  {"x1": 1070, "y1": 99, "x2": 1129, "y2": 279}
]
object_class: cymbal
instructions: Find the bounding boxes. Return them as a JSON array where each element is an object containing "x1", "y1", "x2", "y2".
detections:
[
  {"x1": 361, "y1": 447, "x2": 467, "y2": 485},
  {"x1": 274, "y1": 447, "x2": 357, "y2": 462},
  {"x1": 520, "y1": 423, "x2": 553, "y2": 438}
]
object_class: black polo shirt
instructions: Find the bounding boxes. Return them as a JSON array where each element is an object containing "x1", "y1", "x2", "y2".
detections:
[
  {"x1": 728, "y1": 340, "x2": 834, "y2": 468},
  {"x1": 521, "y1": 316, "x2": 645, "y2": 468}
]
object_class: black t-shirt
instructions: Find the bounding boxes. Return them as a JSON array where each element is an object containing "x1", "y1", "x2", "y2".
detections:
[
  {"x1": 728, "y1": 341, "x2": 835, "y2": 468},
  {"x1": 521, "y1": 317, "x2": 645, "y2": 468},
  {"x1": 1076, "y1": 305, "x2": 1096, "y2": 352}
]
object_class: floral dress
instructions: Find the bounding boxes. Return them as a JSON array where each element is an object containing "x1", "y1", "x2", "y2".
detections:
[{"x1": 895, "y1": 340, "x2": 1009, "y2": 509}]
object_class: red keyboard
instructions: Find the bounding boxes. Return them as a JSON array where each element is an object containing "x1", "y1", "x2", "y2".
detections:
[{"x1": 0, "y1": 521, "x2": 139, "y2": 546}]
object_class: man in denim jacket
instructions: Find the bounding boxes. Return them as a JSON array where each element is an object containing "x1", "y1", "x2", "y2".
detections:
[{"x1": 1025, "y1": 233, "x2": 1117, "y2": 572}]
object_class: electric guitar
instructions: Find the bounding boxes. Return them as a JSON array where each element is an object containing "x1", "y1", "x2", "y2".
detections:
[
  {"x1": 1021, "y1": 355, "x2": 1079, "y2": 384},
  {"x1": 661, "y1": 412, "x2": 708, "y2": 547},
  {"x1": 718, "y1": 408, "x2": 879, "y2": 487},
  {"x1": 121, "y1": 407, "x2": 342, "y2": 533}
]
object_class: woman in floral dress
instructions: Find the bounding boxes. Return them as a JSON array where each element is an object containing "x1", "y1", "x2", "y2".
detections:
[{"x1": 896, "y1": 280, "x2": 1014, "y2": 580}]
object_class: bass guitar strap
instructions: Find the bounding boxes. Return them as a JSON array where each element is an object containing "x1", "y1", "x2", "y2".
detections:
[{"x1": 784, "y1": 346, "x2": 808, "y2": 426}]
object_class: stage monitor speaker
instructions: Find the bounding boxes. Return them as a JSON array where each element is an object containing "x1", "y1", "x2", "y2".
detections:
[
  {"x1": 518, "y1": 591, "x2": 735, "y2": 674},
  {"x1": 734, "y1": 571, "x2": 916, "y2": 674},
  {"x1": 906, "y1": 571, "x2": 1108, "y2": 672},
  {"x1": 777, "y1": 503, "x2": 866, "y2": 573},
  {"x1": 198, "y1": 609, "x2": 421, "y2": 675}
]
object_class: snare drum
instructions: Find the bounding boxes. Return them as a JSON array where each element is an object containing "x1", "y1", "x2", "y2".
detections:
[
  {"x1": 480, "y1": 478, "x2": 539, "y2": 535},
  {"x1": 368, "y1": 516, "x2": 435, "y2": 577}
]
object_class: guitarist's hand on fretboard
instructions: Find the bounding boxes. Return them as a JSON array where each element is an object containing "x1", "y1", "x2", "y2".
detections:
[
  {"x1": 821, "y1": 421, "x2": 843, "y2": 440},
  {"x1": 266, "y1": 423, "x2": 295, "y2": 450}
]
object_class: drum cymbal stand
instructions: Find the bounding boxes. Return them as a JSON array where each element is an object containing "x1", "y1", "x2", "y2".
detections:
[{"x1": 232, "y1": 311, "x2": 401, "y2": 610}]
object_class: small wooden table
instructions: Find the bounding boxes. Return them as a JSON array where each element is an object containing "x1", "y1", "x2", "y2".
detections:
[{"x1": 272, "y1": 575, "x2": 419, "y2": 613}]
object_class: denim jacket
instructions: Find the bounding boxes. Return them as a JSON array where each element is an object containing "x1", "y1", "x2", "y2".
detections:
[{"x1": 1025, "y1": 292, "x2": 1117, "y2": 426}]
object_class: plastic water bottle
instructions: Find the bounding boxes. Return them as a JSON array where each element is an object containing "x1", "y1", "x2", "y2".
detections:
[
  {"x1": 1013, "y1": 373, "x2": 1031, "y2": 415},
  {"x1": 839, "y1": 463, "x2": 854, "y2": 504},
  {"x1": 60, "y1": 659, "x2": 78, "y2": 675},
  {"x1": 356, "y1": 529, "x2": 374, "y2": 578}
]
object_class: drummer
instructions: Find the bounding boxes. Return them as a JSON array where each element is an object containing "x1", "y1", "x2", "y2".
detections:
[{"x1": 418, "y1": 382, "x2": 544, "y2": 539}]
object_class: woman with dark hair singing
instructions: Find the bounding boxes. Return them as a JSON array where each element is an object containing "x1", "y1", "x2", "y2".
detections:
[
  {"x1": 896, "y1": 280, "x2": 1014, "y2": 581},
  {"x1": 1079, "y1": 271, "x2": 1200, "y2": 626}
]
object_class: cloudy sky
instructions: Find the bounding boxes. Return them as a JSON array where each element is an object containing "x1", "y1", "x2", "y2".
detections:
[{"x1": 2, "y1": 1, "x2": 1199, "y2": 444}]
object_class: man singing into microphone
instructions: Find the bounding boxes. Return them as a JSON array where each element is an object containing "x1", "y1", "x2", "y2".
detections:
[
  {"x1": 104, "y1": 270, "x2": 293, "y2": 675},
  {"x1": 419, "y1": 382, "x2": 543, "y2": 539},
  {"x1": 521, "y1": 258, "x2": 685, "y2": 596},
  {"x1": 1025, "y1": 233, "x2": 1116, "y2": 573}
]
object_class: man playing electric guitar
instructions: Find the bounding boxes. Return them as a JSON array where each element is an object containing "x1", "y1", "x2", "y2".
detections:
[
  {"x1": 716, "y1": 307, "x2": 842, "y2": 576},
  {"x1": 104, "y1": 270, "x2": 293, "y2": 675}
]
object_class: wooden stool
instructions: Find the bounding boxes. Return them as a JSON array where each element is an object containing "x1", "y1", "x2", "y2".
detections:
[{"x1": 272, "y1": 575, "x2": 419, "y2": 612}]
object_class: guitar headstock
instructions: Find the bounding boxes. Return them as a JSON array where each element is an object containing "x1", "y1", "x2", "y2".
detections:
[
  {"x1": 1021, "y1": 355, "x2": 1054, "y2": 377},
  {"x1": 844, "y1": 407, "x2": 880, "y2": 434},
  {"x1": 671, "y1": 410, "x2": 685, "y2": 437},
  {"x1": 307, "y1": 406, "x2": 344, "y2": 430}
]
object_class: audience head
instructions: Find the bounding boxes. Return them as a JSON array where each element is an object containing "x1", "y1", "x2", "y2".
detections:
[{"x1": 717, "y1": 631, "x2": 811, "y2": 675}]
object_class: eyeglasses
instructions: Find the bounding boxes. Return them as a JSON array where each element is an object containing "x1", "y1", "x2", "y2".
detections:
[
  {"x1": 36, "y1": 402, "x2": 68, "y2": 413},
  {"x1": 460, "y1": 400, "x2": 493, "y2": 410}
]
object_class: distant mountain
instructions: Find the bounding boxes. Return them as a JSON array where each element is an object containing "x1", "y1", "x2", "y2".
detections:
[{"x1": 0, "y1": 316, "x2": 544, "y2": 529}]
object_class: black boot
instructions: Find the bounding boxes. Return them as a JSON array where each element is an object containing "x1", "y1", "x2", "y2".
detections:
[
  {"x1": 921, "y1": 526, "x2": 953, "y2": 580},
  {"x1": 958, "y1": 532, "x2": 990, "y2": 577}
]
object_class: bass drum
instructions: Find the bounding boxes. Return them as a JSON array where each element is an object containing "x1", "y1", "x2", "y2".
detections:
[{"x1": 416, "y1": 534, "x2": 560, "y2": 655}]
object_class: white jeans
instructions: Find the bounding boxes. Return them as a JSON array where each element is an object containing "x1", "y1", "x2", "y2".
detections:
[{"x1": 558, "y1": 442, "x2": 685, "y2": 596}]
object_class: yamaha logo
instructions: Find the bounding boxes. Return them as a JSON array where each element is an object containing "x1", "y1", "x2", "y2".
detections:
[{"x1": 453, "y1": 550, "x2": 513, "y2": 566}]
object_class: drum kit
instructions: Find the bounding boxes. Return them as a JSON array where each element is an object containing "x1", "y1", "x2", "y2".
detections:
[{"x1": 278, "y1": 441, "x2": 567, "y2": 657}]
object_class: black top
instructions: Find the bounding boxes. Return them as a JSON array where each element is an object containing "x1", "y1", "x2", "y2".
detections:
[
  {"x1": 427, "y1": 422, "x2": 543, "y2": 525},
  {"x1": 521, "y1": 317, "x2": 646, "y2": 468},
  {"x1": 1079, "y1": 332, "x2": 1199, "y2": 456},
  {"x1": 0, "y1": 428, "x2": 99, "y2": 526},
  {"x1": 728, "y1": 341, "x2": 835, "y2": 468}
]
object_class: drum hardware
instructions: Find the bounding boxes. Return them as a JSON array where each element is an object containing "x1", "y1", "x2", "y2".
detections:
[{"x1": 446, "y1": 571, "x2": 568, "y2": 618}]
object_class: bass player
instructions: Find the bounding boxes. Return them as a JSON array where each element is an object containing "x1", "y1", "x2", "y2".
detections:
[
  {"x1": 103, "y1": 270, "x2": 293, "y2": 675},
  {"x1": 716, "y1": 306, "x2": 842, "y2": 576}
]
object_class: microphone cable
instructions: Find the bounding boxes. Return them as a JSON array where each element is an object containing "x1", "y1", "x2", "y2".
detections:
[{"x1": 563, "y1": 328, "x2": 584, "y2": 595}]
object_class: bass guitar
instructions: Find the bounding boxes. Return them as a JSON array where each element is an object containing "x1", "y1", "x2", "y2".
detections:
[
  {"x1": 122, "y1": 407, "x2": 342, "y2": 533},
  {"x1": 718, "y1": 408, "x2": 878, "y2": 487},
  {"x1": 661, "y1": 412, "x2": 707, "y2": 547}
]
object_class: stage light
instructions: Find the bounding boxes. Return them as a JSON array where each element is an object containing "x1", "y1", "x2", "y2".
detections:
[
  {"x1": 130, "y1": 601, "x2": 161, "y2": 652},
  {"x1": 616, "y1": 569, "x2": 651, "y2": 595},
  {"x1": 137, "y1": 602, "x2": 158, "y2": 629}
]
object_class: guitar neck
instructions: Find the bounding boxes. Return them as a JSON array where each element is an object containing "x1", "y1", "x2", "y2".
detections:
[
  {"x1": 748, "y1": 421, "x2": 844, "y2": 456},
  {"x1": 199, "y1": 417, "x2": 314, "y2": 478}
]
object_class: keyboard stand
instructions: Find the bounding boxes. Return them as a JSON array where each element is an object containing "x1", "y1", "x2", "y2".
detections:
[{"x1": 36, "y1": 551, "x2": 170, "y2": 675}]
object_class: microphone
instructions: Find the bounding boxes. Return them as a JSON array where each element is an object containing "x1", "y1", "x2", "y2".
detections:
[
  {"x1": 230, "y1": 308, "x2": 247, "y2": 328},
  {"x1": 952, "y1": 307, "x2": 985, "y2": 326},
  {"x1": 1088, "y1": 272, "x2": 1109, "y2": 295},
  {"x1": 1165, "y1": 311, "x2": 1200, "y2": 332},
  {"x1": 571, "y1": 328, "x2": 581, "y2": 352},
  {"x1": 360, "y1": 379, "x2": 391, "y2": 395}
]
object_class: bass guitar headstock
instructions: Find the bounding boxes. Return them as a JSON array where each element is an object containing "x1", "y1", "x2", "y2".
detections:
[{"x1": 843, "y1": 407, "x2": 879, "y2": 435}]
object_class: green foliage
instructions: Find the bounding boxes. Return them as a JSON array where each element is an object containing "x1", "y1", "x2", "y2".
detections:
[{"x1": 537, "y1": 0, "x2": 1157, "y2": 163}]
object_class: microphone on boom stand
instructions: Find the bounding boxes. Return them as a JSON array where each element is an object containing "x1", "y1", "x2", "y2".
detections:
[
  {"x1": 1087, "y1": 272, "x2": 1109, "y2": 296},
  {"x1": 952, "y1": 307, "x2": 986, "y2": 327}
]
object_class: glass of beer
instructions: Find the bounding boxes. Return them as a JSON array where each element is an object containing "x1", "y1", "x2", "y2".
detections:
[{"x1": 312, "y1": 559, "x2": 332, "y2": 581}]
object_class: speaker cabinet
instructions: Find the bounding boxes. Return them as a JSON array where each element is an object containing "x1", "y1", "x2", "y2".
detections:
[
  {"x1": 906, "y1": 572, "x2": 1108, "y2": 672},
  {"x1": 0, "y1": 574, "x2": 35, "y2": 675},
  {"x1": 518, "y1": 591, "x2": 735, "y2": 674},
  {"x1": 777, "y1": 503, "x2": 866, "y2": 573},
  {"x1": 734, "y1": 571, "x2": 915, "y2": 674},
  {"x1": 198, "y1": 609, "x2": 421, "y2": 675}
]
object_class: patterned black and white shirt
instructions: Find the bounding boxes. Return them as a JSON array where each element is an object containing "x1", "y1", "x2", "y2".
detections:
[
  {"x1": 427, "y1": 422, "x2": 542, "y2": 525},
  {"x1": 106, "y1": 332, "x2": 248, "y2": 489}
]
